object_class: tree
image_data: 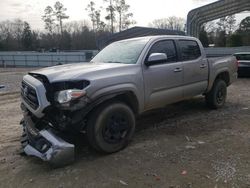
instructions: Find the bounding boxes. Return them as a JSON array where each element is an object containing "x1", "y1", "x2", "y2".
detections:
[
  {"x1": 167, "y1": 16, "x2": 185, "y2": 31},
  {"x1": 94, "y1": 10, "x2": 106, "y2": 31},
  {"x1": 86, "y1": 1, "x2": 96, "y2": 31},
  {"x1": 150, "y1": 16, "x2": 185, "y2": 31},
  {"x1": 42, "y1": 6, "x2": 55, "y2": 34},
  {"x1": 239, "y1": 16, "x2": 250, "y2": 32},
  {"x1": 217, "y1": 15, "x2": 236, "y2": 34},
  {"x1": 227, "y1": 33, "x2": 242, "y2": 47},
  {"x1": 86, "y1": 2, "x2": 106, "y2": 32},
  {"x1": 54, "y1": 1, "x2": 69, "y2": 35},
  {"x1": 115, "y1": 0, "x2": 135, "y2": 32},
  {"x1": 104, "y1": 0, "x2": 116, "y2": 33},
  {"x1": 21, "y1": 22, "x2": 32, "y2": 50},
  {"x1": 215, "y1": 30, "x2": 226, "y2": 47},
  {"x1": 199, "y1": 26, "x2": 209, "y2": 47},
  {"x1": 237, "y1": 16, "x2": 250, "y2": 46},
  {"x1": 150, "y1": 18, "x2": 169, "y2": 29}
]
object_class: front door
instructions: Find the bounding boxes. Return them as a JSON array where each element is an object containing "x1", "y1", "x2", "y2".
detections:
[{"x1": 143, "y1": 40, "x2": 183, "y2": 110}]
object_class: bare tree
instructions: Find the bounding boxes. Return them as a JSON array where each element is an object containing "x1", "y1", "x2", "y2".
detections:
[
  {"x1": 149, "y1": 16, "x2": 185, "y2": 31},
  {"x1": 64, "y1": 20, "x2": 91, "y2": 33},
  {"x1": 167, "y1": 16, "x2": 185, "y2": 31}
]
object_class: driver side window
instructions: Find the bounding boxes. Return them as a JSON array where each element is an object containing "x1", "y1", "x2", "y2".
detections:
[{"x1": 148, "y1": 40, "x2": 177, "y2": 63}]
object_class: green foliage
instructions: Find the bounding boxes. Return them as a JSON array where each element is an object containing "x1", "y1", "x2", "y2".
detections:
[
  {"x1": 205, "y1": 15, "x2": 250, "y2": 47},
  {"x1": 227, "y1": 34, "x2": 242, "y2": 47},
  {"x1": 239, "y1": 16, "x2": 250, "y2": 32}
]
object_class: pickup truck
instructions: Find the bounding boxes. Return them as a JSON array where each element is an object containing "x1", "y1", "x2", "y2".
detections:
[{"x1": 20, "y1": 36, "x2": 238, "y2": 166}]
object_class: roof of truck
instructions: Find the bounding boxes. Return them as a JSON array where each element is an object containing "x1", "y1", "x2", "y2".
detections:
[
  {"x1": 114, "y1": 35, "x2": 198, "y2": 42},
  {"x1": 96, "y1": 26, "x2": 186, "y2": 49}
]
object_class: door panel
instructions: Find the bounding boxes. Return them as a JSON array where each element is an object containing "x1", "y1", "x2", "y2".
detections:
[
  {"x1": 178, "y1": 40, "x2": 209, "y2": 98},
  {"x1": 143, "y1": 40, "x2": 183, "y2": 110},
  {"x1": 143, "y1": 62, "x2": 183, "y2": 110}
]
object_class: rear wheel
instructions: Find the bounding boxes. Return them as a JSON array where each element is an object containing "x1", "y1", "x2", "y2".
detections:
[
  {"x1": 86, "y1": 101, "x2": 135, "y2": 153},
  {"x1": 205, "y1": 79, "x2": 227, "y2": 109}
]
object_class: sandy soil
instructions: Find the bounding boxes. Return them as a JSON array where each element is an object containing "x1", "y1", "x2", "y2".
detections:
[{"x1": 0, "y1": 70, "x2": 250, "y2": 188}]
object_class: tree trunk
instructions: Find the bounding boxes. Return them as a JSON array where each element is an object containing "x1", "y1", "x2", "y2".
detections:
[{"x1": 119, "y1": 12, "x2": 122, "y2": 32}]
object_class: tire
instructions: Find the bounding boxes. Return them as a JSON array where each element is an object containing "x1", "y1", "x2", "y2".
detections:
[
  {"x1": 205, "y1": 79, "x2": 227, "y2": 109},
  {"x1": 86, "y1": 101, "x2": 135, "y2": 153}
]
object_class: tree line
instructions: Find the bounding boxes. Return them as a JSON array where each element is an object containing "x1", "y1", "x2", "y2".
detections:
[
  {"x1": 0, "y1": 1, "x2": 249, "y2": 51},
  {"x1": 199, "y1": 15, "x2": 250, "y2": 47},
  {"x1": 0, "y1": 0, "x2": 136, "y2": 51}
]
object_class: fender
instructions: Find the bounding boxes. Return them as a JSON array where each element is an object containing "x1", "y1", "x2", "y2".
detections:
[
  {"x1": 71, "y1": 89, "x2": 141, "y2": 128},
  {"x1": 207, "y1": 67, "x2": 230, "y2": 92},
  {"x1": 89, "y1": 83, "x2": 143, "y2": 112}
]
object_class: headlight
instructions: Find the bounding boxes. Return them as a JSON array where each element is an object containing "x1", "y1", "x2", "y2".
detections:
[{"x1": 55, "y1": 89, "x2": 86, "y2": 104}]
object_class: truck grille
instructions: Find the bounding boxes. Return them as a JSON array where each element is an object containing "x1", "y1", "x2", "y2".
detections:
[{"x1": 21, "y1": 81, "x2": 39, "y2": 110}]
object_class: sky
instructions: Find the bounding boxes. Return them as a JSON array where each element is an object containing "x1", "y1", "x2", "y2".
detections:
[{"x1": 0, "y1": 0, "x2": 249, "y2": 30}]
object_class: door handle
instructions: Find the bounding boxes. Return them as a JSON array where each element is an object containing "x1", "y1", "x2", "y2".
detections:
[
  {"x1": 174, "y1": 68, "x2": 182, "y2": 72},
  {"x1": 200, "y1": 64, "x2": 207, "y2": 68}
]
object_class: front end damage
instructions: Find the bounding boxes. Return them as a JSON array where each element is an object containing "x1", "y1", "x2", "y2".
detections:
[
  {"x1": 20, "y1": 73, "x2": 90, "y2": 166},
  {"x1": 21, "y1": 111, "x2": 75, "y2": 166}
]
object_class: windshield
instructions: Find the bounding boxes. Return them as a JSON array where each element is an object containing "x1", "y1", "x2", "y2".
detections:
[{"x1": 92, "y1": 38, "x2": 150, "y2": 64}]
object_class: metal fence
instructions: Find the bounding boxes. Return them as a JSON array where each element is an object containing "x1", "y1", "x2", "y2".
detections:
[
  {"x1": 0, "y1": 47, "x2": 250, "y2": 67},
  {"x1": 205, "y1": 46, "x2": 250, "y2": 57},
  {"x1": 0, "y1": 51, "x2": 98, "y2": 67}
]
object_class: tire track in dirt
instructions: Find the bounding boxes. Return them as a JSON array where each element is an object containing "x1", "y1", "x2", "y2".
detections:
[{"x1": 0, "y1": 92, "x2": 20, "y2": 105}]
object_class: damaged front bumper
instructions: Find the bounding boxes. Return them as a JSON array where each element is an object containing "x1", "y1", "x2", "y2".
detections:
[{"x1": 21, "y1": 116, "x2": 75, "y2": 166}]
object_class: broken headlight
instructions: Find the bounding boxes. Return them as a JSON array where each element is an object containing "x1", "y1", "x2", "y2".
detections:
[{"x1": 55, "y1": 89, "x2": 86, "y2": 104}]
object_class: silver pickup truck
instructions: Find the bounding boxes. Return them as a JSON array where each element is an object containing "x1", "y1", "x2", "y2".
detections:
[{"x1": 20, "y1": 36, "x2": 237, "y2": 165}]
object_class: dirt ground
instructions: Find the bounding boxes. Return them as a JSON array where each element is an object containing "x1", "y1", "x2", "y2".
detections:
[{"x1": 0, "y1": 69, "x2": 250, "y2": 188}]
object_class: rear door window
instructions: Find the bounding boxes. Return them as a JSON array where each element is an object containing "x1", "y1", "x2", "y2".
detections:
[{"x1": 179, "y1": 40, "x2": 201, "y2": 61}]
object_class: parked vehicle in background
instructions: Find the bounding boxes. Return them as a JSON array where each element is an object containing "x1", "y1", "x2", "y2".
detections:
[
  {"x1": 234, "y1": 52, "x2": 250, "y2": 77},
  {"x1": 20, "y1": 36, "x2": 238, "y2": 166}
]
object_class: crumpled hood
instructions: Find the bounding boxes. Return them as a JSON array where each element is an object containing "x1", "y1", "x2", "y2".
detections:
[{"x1": 30, "y1": 62, "x2": 130, "y2": 83}]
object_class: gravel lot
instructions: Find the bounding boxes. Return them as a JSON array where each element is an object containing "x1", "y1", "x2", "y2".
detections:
[
  {"x1": 0, "y1": 68, "x2": 36, "y2": 93},
  {"x1": 0, "y1": 68, "x2": 250, "y2": 188}
]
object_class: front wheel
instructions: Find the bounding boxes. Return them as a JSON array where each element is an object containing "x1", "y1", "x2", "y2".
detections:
[
  {"x1": 205, "y1": 79, "x2": 227, "y2": 109},
  {"x1": 86, "y1": 101, "x2": 135, "y2": 153}
]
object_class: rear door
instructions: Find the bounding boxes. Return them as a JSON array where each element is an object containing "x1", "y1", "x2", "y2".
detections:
[
  {"x1": 143, "y1": 40, "x2": 183, "y2": 110},
  {"x1": 177, "y1": 40, "x2": 208, "y2": 98}
]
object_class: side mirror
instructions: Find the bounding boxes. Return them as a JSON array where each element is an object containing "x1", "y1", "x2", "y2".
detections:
[{"x1": 145, "y1": 53, "x2": 168, "y2": 66}]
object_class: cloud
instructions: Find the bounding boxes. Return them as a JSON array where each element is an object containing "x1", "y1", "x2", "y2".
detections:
[{"x1": 10, "y1": 3, "x2": 22, "y2": 7}]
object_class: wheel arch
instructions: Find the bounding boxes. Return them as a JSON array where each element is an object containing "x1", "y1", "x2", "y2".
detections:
[{"x1": 214, "y1": 71, "x2": 230, "y2": 86}]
